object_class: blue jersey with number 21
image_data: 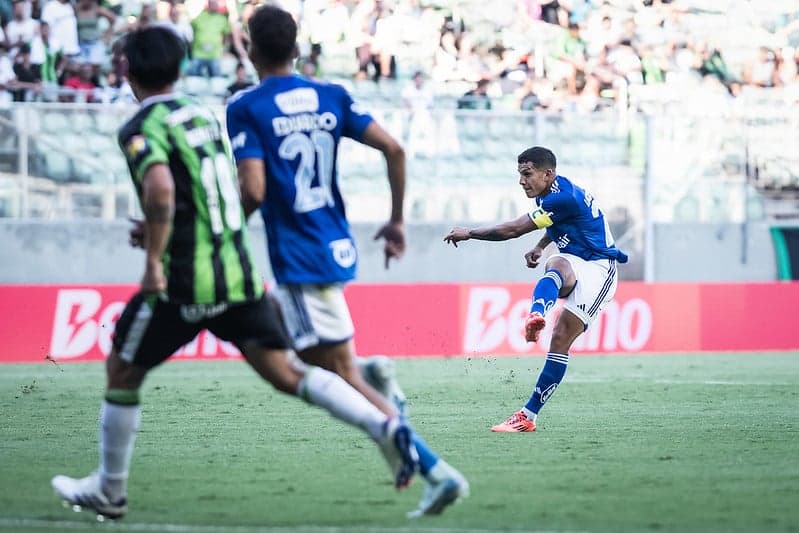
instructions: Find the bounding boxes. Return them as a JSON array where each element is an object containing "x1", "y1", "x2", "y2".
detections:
[
  {"x1": 528, "y1": 175, "x2": 628, "y2": 263},
  {"x1": 226, "y1": 75, "x2": 374, "y2": 285}
]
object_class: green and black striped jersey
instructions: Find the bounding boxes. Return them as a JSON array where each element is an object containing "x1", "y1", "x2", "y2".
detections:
[{"x1": 118, "y1": 94, "x2": 263, "y2": 305}]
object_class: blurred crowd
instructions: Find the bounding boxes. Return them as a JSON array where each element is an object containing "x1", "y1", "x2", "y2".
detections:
[{"x1": 1, "y1": 0, "x2": 798, "y2": 110}]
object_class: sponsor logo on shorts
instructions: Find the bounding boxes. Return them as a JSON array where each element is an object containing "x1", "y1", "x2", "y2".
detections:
[
  {"x1": 180, "y1": 302, "x2": 229, "y2": 323},
  {"x1": 329, "y1": 238, "x2": 357, "y2": 268}
]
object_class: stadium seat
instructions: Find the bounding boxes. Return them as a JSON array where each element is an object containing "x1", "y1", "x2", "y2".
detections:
[
  {"x1": 42, "y1": 112, "x2": 70, "y2": 134},
  {"x1": 210, "y1": 77, "x2": 230, "y2": 97},
  {"x1": 43, "y1": 152, "x2": 73, "y2": 182},
  {"x1": 183, "y1": 76, "x2": 211, "y2": 95}
]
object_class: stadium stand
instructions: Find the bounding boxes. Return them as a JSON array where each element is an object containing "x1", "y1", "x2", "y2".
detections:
[{"x1": 0, "y1": 0, "x2": 797, "y2": 223}]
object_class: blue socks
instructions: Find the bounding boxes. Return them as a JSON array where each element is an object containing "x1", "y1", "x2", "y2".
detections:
[
  {"x1": 524, "y1": 352, "x2": 569, "y2": 415},
  {"x1": 531, "y1": 269, "x2": 563, "y2": 315},
  {"x1": 412, "y1": 434, "x2": 439, "y2": 476}
]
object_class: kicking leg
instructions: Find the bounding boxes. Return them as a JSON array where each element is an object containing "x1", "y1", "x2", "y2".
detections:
[{"x1": 525, "y1": 256, "x2": 577, "y2": 342}]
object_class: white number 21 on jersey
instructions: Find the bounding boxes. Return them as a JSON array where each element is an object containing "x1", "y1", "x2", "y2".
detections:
[{"x1": 278, "y1": 131, "x2": 335, "y2": 213}]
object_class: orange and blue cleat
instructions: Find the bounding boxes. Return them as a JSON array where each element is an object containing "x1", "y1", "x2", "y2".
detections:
[
  {"x1": 491, "y1": 411, "x2": 537, "y2": 432},
  {"x1": 524, "y1": 312, "x2": 546, "y2": 342}
]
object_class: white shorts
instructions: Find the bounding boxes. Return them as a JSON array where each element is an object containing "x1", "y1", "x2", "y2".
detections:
[
  {"x1": 272, "y1": 284, "x2": 355, "y2": 351},
  {"x1": 551, "y1": 253, "x2": 618, "y2": 327}
]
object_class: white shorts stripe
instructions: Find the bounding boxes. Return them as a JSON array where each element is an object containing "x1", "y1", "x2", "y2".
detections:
[
  {"x1": 273, "y1": 284, "x2": 355, "y2": 352},
  {"x1": 587, "y1": 260, "x2": 617, "y2": 317},
  {"x1": 119, "y1": 300, "x2": 153, "y2": 363}
]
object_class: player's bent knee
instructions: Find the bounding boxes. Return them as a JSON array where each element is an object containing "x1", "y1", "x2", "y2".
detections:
[{"x1": 105, "y1": 351, "x2": 147, "y2": 390}]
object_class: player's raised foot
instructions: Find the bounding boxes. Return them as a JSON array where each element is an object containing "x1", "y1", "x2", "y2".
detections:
[
  {"x1": 524, "y1": 312, "x2": 546, "y2": 342},
  {"x1": 491, "y1": 411, "x2": 536, "y2": 432},
  {"x1": 378, "y1": 417, "x2": 419, "y2": 490},
  {"x1": 358, "y1": 355, "x2": 408, "y2": 417},
  {"x1": 51, "y1": 472, "x2": 127, "y2": 519},
  {"x1": 407, "y1": 462, "x2": 469, "y2": 518}
]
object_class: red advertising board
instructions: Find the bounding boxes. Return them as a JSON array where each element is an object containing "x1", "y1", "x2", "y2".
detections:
[{"x1": 1, "y1": 282, "x2": 797, "y2": 363}]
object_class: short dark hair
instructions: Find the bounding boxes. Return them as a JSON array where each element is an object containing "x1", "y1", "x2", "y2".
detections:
[
  {"x1": 124, "y1": 26, "x2": 185, "y2": 90},
  {"x1": 248, "y1": 5, "x2": 297, "y2": 67},
  {"x1": 518, "y1": 146, "x2": 557, "y2": 169}
]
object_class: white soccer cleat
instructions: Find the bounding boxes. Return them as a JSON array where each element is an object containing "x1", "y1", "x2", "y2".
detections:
[
  {"x1": 407, "y1": 461, "x2": 470, "y2": 518},
  {"x1": 377, "y1": 417, "x2": 419, "y2": 490},
  {"x1": 358, "y1": 355, "x2": 408, "y2": 417},
  {"x1": 51, "y1": 472, "x2": 127, "y2": 519}
]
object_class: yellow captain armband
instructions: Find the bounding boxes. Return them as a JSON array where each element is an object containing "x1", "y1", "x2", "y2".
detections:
[{"x1": 528, "y1": 207, "x2": 554, "y2": 229}]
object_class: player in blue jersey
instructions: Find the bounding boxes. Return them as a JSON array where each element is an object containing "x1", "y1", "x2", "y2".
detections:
[
  {"x1": 445, "y1": 146, "x2": 628, "y2": 432},
  {"x1": 226, "y1": 5, "x2": 468, "y2": 516}
]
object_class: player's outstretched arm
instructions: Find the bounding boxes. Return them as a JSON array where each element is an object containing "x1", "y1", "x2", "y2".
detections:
[
  {"x1": 237, "y1": 158, "x2": 266, "y2": 218},
  {"x1": 361, "y1": 121, "x2": 406, "y2": 268},
  {"x1": 140, "y1": 163, "x2": 175, "y2": 293},
  {"x1": 444, "y1": 214, "x2": 536, "y2": 247}
]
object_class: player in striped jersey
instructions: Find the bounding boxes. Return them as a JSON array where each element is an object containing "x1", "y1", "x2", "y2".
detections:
[
  {"x1": 445, "y1": 146, "x2": 628, "y2": 432},
  {"x1": 50, "y1": 26, "x2": 422, "y2": 520}
]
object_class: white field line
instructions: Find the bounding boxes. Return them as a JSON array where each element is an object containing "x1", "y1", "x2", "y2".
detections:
[
  {"x1": 564, "y1": 377, "x2": 795, "y2": 385},
  {"x1": 1, "y1": 371, "x2": 795, "y2": 386},
  {"x1": 0, "y1": 518, "x2": 581, "y2": 533}
]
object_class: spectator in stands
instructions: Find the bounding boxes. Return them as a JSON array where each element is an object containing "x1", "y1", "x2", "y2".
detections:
[
  {"x1": 0, "y1": 42, "x2": 15, "y2": 103},
  {"x1": 639, "y1": 45, "x2": 665, "y2": 84},
  {"x1": 29, "y1": 21, "x2": 62, "y2": 100},
  {"x1": 370, "y1": 4, "x2": 399, "y2": 81},
  {"x1": 75, "y1": 0, "x2": 115, "y2": 66},
  {"x1": 6, "y1": 0, "x2": 39, "y2": 55},
  {"x1": 62, "y1": 60, "x2": 95, "y2": 101},
  {"x1": 188, "y1": 0, "x2": 230, "y2": 77},
  {"x1": 11, "y1": 41, "x2": 39, "y2": 100},
  {"x1": 117, "y1": 2, "x2": 154, "y2": 33},
  {"x1": 0, "y1": 0, "x2": 11, "y2": 27},
  {"x1": 457, "y1": 77, "x2": 492, "y2": 110},
  {"x1": 41, "y1": 0, "x2": 79, "y2": 57},
  {"x1": 697, "y1": 43, "x2": 731, "y2": 86},
  {"x1": 540, "y1": 0, "x2": 568, "y2": 27},
  {"x1": 167, "y1": 1, "x2": 192, "y2": 46},
  {"x1": 401, "y1": 70, "x2": 433, "y2": 115},
  {"x1": 224, "y1": 61, "x2": 251, "y2": 102},
  {"x1": 743, "y1": 47, "x2": 778, "y2": 88},
  {"x1": 551, "y1": 22, "x2": 586, "y2": 95},
  {"x1": 297, "y1": 42, "x2": 322, "y2": 78}
]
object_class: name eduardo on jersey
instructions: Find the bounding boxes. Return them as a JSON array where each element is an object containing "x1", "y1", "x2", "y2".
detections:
[{"x1": 227, "y1": 76, "x2": 374, "y2": 284}]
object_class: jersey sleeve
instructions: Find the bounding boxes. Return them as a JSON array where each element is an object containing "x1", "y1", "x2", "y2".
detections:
[
  {"x1": 339, "y1": 86, "x2": 374, "y2": 141},
  {"x1": 120, "y1": 116, "x2": 170, "y2": 185},
  {"x1": 528, "y1": 193, "x2": 575, "y2": 229},
  {"x1": 226, "y1": 98, "x2": 264, "y2": 162}
]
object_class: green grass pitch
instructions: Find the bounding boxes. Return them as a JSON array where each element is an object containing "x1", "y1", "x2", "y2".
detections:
[{"x1": 1, "y1": 353, "x2": 798, "y2": 533}]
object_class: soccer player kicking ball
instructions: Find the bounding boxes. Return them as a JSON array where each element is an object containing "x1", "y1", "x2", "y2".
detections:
[
  {"x1": 444, "y1": 146, "x2": 628, "y2": 432},
  {"x1": 225, "y1": 5, "x2": 467, "y2": 517},
  {"x1": 50, "y1": 26, "x2": 421, "y2": 520}
]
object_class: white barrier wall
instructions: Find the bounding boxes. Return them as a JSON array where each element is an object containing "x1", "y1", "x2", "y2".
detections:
[{"x1": 0, "y1": 220, "x2": 775, "y2": 283}]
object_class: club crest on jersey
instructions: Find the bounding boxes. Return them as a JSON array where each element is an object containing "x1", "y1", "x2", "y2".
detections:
[
  {"x1": 329, "y1": 238, "x2": 357, "y2": 269},
  {"x1": 125, "y1": 135, "x2": 148, "y2": 159},
  {"x1": 275, "y1": 88, "x2": 319, "y2": 114}
]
